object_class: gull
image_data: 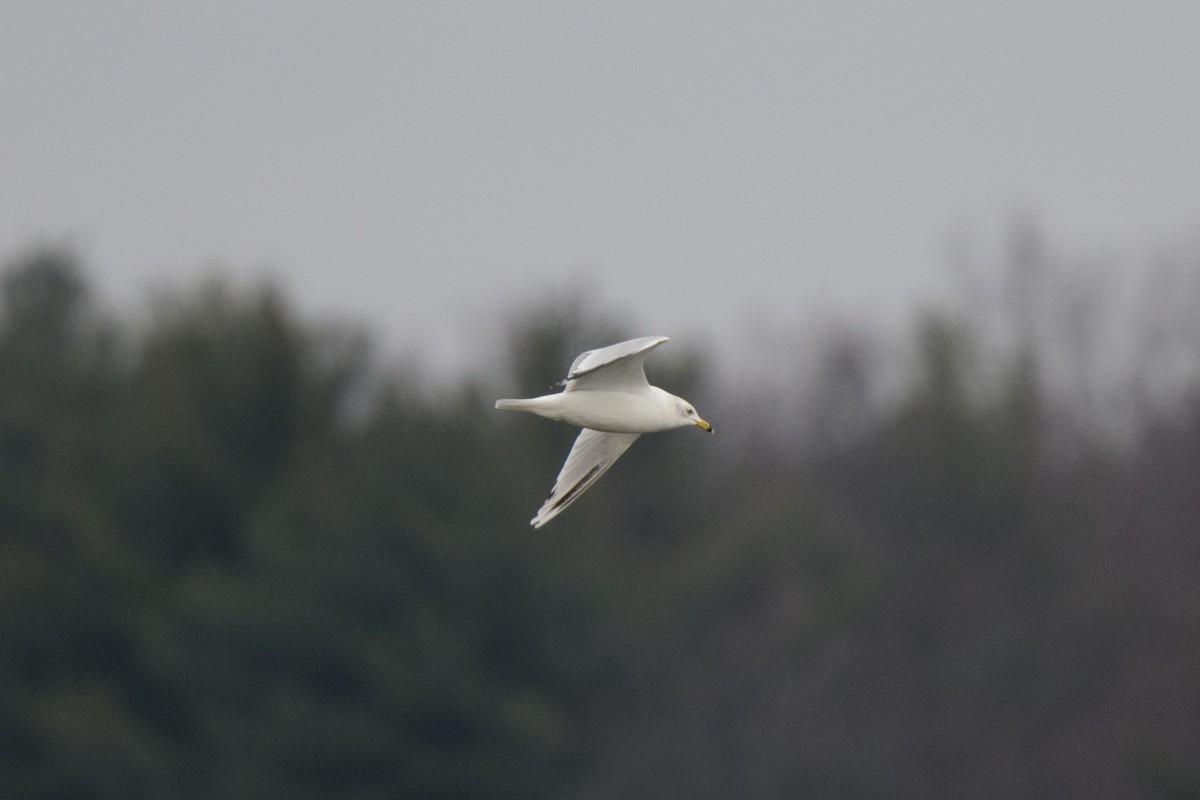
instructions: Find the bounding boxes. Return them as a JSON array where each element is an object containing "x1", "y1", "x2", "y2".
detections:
[{"x1": 496, "y1": 336, "x2": 713, "y2": 527}]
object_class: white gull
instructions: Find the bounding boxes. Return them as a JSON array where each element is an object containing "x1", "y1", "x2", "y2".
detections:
[{"x1": 496, "y1": 336, "x2": 712, "y2": 527}]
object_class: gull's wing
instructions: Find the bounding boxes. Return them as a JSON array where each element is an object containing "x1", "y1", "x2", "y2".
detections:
[
  {"x1": 561, "y1": 336, "x2": 669, "y2": 393},
  {"x1": 530, "y1": 428, "x2": 641, "y2": 528}
]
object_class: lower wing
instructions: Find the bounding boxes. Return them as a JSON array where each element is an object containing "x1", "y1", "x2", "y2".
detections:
[{"x1": 530, "y1": 428, "x2": 641, "y2": 528}]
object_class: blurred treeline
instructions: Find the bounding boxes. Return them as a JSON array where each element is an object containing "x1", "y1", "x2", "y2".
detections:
[{"x1": 1, "y1": 241, "x2": 1199, "y2": 800}]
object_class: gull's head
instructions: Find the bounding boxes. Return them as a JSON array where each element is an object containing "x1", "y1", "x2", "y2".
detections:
[{"x1": 674, "y1": 397, "x2": 713, "y2": 433}]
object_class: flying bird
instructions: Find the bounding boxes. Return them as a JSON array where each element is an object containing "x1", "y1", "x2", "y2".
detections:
[{"x1": 496, "y1": 336, "x2": 713, "y2": 527}]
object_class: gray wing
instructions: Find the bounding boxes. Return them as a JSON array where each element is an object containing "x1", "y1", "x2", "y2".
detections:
[
  {"x1": 561, "y1": 336, "x2": 669, "y2": 393},
  {"x1": 530, "y1": 428, "x2": 641, "y2": 528}
]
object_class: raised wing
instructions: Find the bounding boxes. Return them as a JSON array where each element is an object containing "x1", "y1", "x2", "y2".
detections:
[
  {"x1": 561, "y1": 336, "x2": 668, "y2": 393},
  {"x1": 530, "y1": 428, "x2": 641, "y2": 528}
]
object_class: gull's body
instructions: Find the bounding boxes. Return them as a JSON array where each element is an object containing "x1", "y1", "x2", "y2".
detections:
[
  {"x1": 498, "y1": 386, "x2": 686, "y2": 433},
  {"x1": 495, "y1": 336, "x2": 712, "y2": 527}
]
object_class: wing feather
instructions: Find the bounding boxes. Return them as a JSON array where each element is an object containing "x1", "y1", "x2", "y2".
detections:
[
  {"x1": 530, "y1": 428, "x2": 640, "y2": 528},
  {"x1": 560, "y1": 336, "x2": 668, "y2": 393}
]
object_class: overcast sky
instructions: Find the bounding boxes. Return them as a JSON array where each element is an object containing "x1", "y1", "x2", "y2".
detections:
[{"x1": 2, "y1": 2, "x2": 1199, "y2": 378}]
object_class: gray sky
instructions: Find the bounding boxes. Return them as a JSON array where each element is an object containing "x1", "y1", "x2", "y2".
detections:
[{"x1": 3, "y1": 2, "x2": 1199, "y2": 378}]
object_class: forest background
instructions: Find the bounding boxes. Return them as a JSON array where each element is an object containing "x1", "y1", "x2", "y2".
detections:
[{"x1": 1, "y1": 226, "x2": 1199, "y2": 799}]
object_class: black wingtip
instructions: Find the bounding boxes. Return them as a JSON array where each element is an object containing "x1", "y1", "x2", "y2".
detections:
[{"x1": 552, "y1": 465, "x2": 600, "y2": 511}]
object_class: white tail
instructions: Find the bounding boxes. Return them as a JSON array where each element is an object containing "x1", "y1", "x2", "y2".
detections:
[{"x1": 495, "y1": 398, "x2": 538, "y2": 412}]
